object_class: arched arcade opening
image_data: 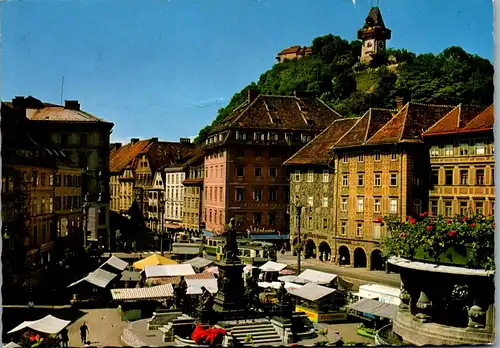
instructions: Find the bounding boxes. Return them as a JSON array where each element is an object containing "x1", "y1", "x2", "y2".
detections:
[
  {"x1": 304, "y1": 239, "x2": 316, "y2": 259},
  {"x1": 338, "y1": 245, "x2": 350, "y2": 266},
  {"x1": 370, "y1": 249, "x2": 385, "y2": 271},
  {"x1": 354, "y1": 247, "x2": 367, "y2": 268},
  {"x1": 318, "y1": 241, "x2": 331, "y2": 261}
]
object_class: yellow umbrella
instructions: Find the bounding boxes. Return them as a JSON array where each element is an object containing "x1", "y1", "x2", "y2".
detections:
[{"x1": 133, "y1": 253, "x2": 178, "y2": 270}]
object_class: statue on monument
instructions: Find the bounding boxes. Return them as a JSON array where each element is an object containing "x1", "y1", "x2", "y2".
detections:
[
  {"x1": 225, "y1": 218, "x2": 240, "y2": 263},
  {"x1": 175, "y1": 276, "x2": 188, "y2": 309}
]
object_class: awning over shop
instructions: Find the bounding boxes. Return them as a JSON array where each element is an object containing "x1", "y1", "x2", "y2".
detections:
[
  {"x1": 110, "y1": 284, "x2": 174, "y2": 302},
  {"x1": 120, "y1": 270, "x2": 142, "y2": 282},
  {"x1": 298, "y1": 269, "x2": 337, "y2": 285},
  {"x1": 8, "y1": 315, "x2": 71, "y2": 334},
  {"x1": 288, "y1": 282, "x2": 335, "y2": 301},
  {"x1": 133, "y1": 253, "x2": 177, "y2": 270},
  {"x1": 259, "y1": 261, "x2": 287, "y2": 272},
  {"x1": 144, "y1": 264, "x2": 195, "y2": 278},
  {"x1": 99, "y1": 256, "x2": 129, "y2": 273},
  {"x1": 183, "y1": 257, "x2": 213, "y2": 269},
  {"x1": 186, "y1": 278, "x2": 218, "y2": 295},
  {"x1": 165, "y1": 224, "x2": 183, "y2": 230},
  {"x1": 349, "y1": 298, "x2": 399, "y2": 320},
  {"x1": 68, "y1": 268, "x2": 118, "y2": 288}
]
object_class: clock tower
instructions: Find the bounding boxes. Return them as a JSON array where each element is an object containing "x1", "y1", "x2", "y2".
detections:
[{"x1": 358, "y1": 7, "x2": 391, "y2": 64}]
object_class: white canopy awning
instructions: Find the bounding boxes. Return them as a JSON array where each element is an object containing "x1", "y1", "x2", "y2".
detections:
[
  {"x1": 3, "y1": 342, "x2": 21, "y2": 348},
  {"x1": 68, "y1": 268, "x2": 118, "y2": 288},
  {"x1": 349, "y1": 298, "x2": 399, "y2": 319},
  {"x1": 99, "y1": 255, "x2": 128, "y2": 273},
  {"x1": 298, "y1": 269, "x2": 337, "y2": 285},
  {"x1": 288, "y1": 282, "x2": 335, "y2": 301},
  {"x1": 257, "y1": 281, "x2": 304, "y2": 291},
  {"x1": 185, "y1": 278, "x2": 218, "y2": 295},
  {"x1": 277, "y1": 275, "x2": 309, "y2": 284},
  {"x1": 259, "y1": 261, "x2": 287, "y2": 272},
  {"x1": 8, "y1": 315, "x2": 71, "y2": 334},
  {"x1": 144, "y1": 264, "x2": 196, "y2": 278},
  {"x1": 183, "y1": 257, "x2": 213, "y2": 269}
]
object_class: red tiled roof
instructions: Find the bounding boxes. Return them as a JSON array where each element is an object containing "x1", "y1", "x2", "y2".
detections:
[
  {"x1": 109, "y1": 140, "x2": 153, "y2": 173},
  {"x1": 333, "y1": 108, "x2": 395, "y2": 149},
  {"x1": 462, "y1": 104, "x2": 494, "y2": 131},
  {"x1": 26, "y1": 106, "x2": 108, "y2": 123},
  {"x1": 212, "y1": 95, "x2": 342, "y2": 134},
  {"x1": 424, "y1": 104, "x2": 487, "y2": 136},
  {"x1": 365, "y1": 103, "x2": 455, "y2": 145},
  {"x1": 284, "y1": 117, "x2": 360, "y2": 165},
  {"x1": 278, "y1": 45, "x2": 301, "y2": 55}
]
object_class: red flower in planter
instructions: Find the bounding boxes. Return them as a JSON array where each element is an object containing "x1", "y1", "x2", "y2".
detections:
[
  {"x1": 405, "y1": 216, "x2": 410, "y2": 220},
  {"x1": 423, "y1": 212, "x2": 429, "y2": 215},
  {"x1": 448, "y1": 230, "x2": 457, "y2": 237},
  {"x1": 462, "y1": 216, "x2": 468, "y2": 222},
  {"x1": 447, "y1": 220, "x2": 453, "y2": 224},
  {"x1": 377, "y1": 217, "x2": 383, "y2": 222},
  {"x1": 410, "y1": 218, "x2": 416, "y2": 224},
  {"x1": 426, "y1": 225, "x2": 433, "y2": 231},
  {"x1": 29, "y1": 336, "x2": 36, "y2": 342},
  {"x1": 419, "y1": 213, "x2": 426, "y2": 217},
  {"x1": 399, "y1": 233, "x2": 407, "y2": 238},
  {"x1": 470, "y1": 223, "x2": 477, "y2": 228}
]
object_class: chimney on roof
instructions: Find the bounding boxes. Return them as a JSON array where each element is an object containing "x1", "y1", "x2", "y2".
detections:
[
  {"x1": 396, "y1": 97, "x2": 405, "y2": 112},
  {"x1": 64, "y1": 100, "x2": 80, "y2": 111},
  {"x1": 12, "y1": 96, "x2": 25, "y2": 108},
  {"x1": 112, "y1": 143, "x2": 122, "y2": 150},
  {"x1": 180, "y1": 138, "x2": 191, "y2": 144},
  {"x1": 131, "y1": 138, "x2": 139, "y2": 144},
  {"x1": 294, "y1": 90, "x2": 314, "y2": 98},
  {"x1": 151, "y1": 137, "x2": 159, "y2": 142},
  {"x1": 247, "y1": 88, "x2": 259, "y2": 104}
]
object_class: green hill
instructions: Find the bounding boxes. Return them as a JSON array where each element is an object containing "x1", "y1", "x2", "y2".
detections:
[{"x1": 196, "y1": 34, "x2": 493, "y2": 142}]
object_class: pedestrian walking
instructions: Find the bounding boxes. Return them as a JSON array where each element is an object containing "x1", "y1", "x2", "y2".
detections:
[
  {"x1": 80, "y1": 322, "x2": 89, "y2": 344},
  {"x1": 59, "y1": 327, "x2": 69, "y2": 347}
]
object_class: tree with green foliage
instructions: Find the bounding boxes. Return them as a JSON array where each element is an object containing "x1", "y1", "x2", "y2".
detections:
[{"x1": 196, "y1": 34, "x2": 493, "y2": 141}]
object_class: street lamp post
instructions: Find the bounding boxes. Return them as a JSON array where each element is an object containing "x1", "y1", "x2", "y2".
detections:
[
  {"x1": 295, "y1": 204, "x2": 303, "y2": 275},
  {"x1": 82, "y1": 194, "x2": 90, "y2": 248}
]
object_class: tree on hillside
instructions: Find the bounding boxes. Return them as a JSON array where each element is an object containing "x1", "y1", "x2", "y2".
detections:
[{"x1": 196, "y1": 37, "x2": 493, "y2": 140}]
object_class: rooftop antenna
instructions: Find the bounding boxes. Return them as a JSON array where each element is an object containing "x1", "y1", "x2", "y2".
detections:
[{"x1": 60, "y1": 76, "x2": 65, "y2": 105}]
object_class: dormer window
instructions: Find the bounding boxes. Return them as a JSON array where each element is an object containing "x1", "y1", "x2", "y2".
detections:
[
  {"x1": 218, "y1": 134, "x2": 223, "y2": 142},
  {"x1": 236, "y1": 131, "x2": 240, "y2": 140}
]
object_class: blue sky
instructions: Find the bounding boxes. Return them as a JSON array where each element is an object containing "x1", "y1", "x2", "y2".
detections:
[{"x1": 2, "y1": 0, "x2": 493, "y2": 144}]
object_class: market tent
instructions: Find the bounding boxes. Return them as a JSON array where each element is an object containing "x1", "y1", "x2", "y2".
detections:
[
  {"x1": 120, "y1": 270, "x2": 142, "y2": 282},
  {"x1": 298, "y1": 269, "x2": 337, "y2": 285},
  {"x1": 186, "y1": 278, "x2": 218, "y2": 295},
  {"x1": 349, "y1": 298, "x2": 399, "y2": 320},
  {"x1": 277, "y1": 275, "x2": 309, "y2": 284},
  {"x1": 259, "y1": 261, "x2": 287, "y2": 272},
  {"x1": 3, "y1": 342, "x2": 21, "y2": 348},
  {"x1": 204, "y1": 266, "x2": 219, "y2": 275},
  {"x1": 257, "y1": 281, "x2": 304, "y2": 291},
  {"x1": 110, "y1": 284, "x2": 174, "y2": 302},
  {"x1": 183, "y1": 257, "x2": 213, "y2": 270},
  {"x1": 99, "y1": 255, "x2": 128, "y2": 273},
  {"x1": 8, "y1": 315, "x2": 70, "y2": 335},
  {"x1": 288, "y1": 282, "x2": 335, "y2": 301},
  {"x1": 144, "y1": 264, "x2": 195, "y2": 278},
  {"x1": 68, "y1": 268, "x2": 118, "y2": 288},
  {"x1": 133, "y1": 254, "x2": 177, "y2": 270},
  {"x1": 243, "y1": 264, "x2": 257, "y2": 274},
  {"x1": 148, "y1": 272, "x2": 215, "y2": 286}
]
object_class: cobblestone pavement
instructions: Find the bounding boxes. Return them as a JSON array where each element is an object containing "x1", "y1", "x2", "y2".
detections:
[
  {"x1": 277, "y1": 254, "x2": 401, "y2": 289},
  {"x1": 298, "y1": 322, "x2": 374, "y2": 346},
  {"x1": 67, "y1": 309, "x2": 126, "y2": 347}
]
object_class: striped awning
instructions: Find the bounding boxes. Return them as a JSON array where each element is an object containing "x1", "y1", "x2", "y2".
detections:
[{"x1": 110, "y1": 284, "x2": 174, "y2": 302}]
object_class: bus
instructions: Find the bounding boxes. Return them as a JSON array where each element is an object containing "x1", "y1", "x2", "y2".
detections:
[{"x1": 203, "y1": 236, "x2": 277, "y2": 265}]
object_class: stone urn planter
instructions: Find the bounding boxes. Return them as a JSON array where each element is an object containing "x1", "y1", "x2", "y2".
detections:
[{"x1": 411, "y1": 244, "x2": 473, "y2": 267}]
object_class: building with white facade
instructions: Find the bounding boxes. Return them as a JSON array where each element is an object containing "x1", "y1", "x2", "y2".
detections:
[{"x1": 164, "y1": 166, "x2": 185, "y2": 226}]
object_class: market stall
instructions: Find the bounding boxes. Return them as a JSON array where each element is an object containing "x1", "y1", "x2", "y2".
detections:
[
  {"x1": 99, "y1": 255, "x2": 129, "y2": 274},
  {"x1": 7, "y1": 315, "x2": 71, "y2": 346},
  {"x1": 133, "y1": 253, "x2": 178, "y2": 271},
  {"x1": 348, "y1": 298, "x2": 398, "y2": 338},
  {"x1": 68, "y1": 268, "x2": 120, "y2": 305},
  {"x1": 183, "y1": 257, "x2": 213, "y2": 272},
  {"x1": 258, "y1": 261, "x2": 287, "y2": 282},
  {"x1": 111, "y1": 284, "x2": 174, "y2": 320},
  {"x1": 288, "y1": 283, "x2": 348, "y2": 323}
]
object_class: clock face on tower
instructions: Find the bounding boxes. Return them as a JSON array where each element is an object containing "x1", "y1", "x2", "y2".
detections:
[
  {"x1": 377, "y1": 41, "x2": 385, "y2": 50},
  {"x1": 365, "y1": 39, "x2": 375, "y2": 52}
]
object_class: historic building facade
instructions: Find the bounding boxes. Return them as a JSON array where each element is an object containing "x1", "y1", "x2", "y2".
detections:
[
  {"x1": 202, "y1": 90, "x2": 342, "y2": 236},
  {"x1": 331, "y1": 104, "x2": 455, "y2": 270},
  {"x1": 20, "y1": 97, "x2": 113, "y2": 249},
  {"x1": 146, "y1": 170, "x2": 166, "y2": 233},
  {"x1": 164, "y1": 166, "x2": 186, "y2": 226},
  {"x1": 181, "y1": 149, "x2": 205, "y2": 235},
  {"x1": 423, "y1": 104, "x2": 495, "y2": 217},
  {"x1": 276, "y1": 45, "x2": 312, "y2": 63},
  {"x1": 284, "y1": 117, "x2": 359, "y2": 261}
]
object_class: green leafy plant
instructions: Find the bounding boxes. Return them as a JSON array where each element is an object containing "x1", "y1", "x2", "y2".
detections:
[
  {"x1": 381, "y1": 213, "x2": 495, "y2": 270},
  {"x1": 244, "y1": 334, "x2": 254, "y2": 346}
]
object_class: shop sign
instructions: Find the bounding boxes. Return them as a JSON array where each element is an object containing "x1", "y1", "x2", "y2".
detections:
[
  {"x1": 319, "y1": 312, "x2": 347, "y2": 322},
  {"x1": 246, "y1": 226, "x2": 278, "y2": 234},
  {"x1": 295, "y1": 305, "x2": 319, "y2": 323},
  {"x1": 40, "y1": 241, "x2": 54, "y2": 253}
]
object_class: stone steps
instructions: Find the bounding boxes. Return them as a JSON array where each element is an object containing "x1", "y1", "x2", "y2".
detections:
[{"x1": 228, "y1": 321, "x2": 283, "y2": 347}]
